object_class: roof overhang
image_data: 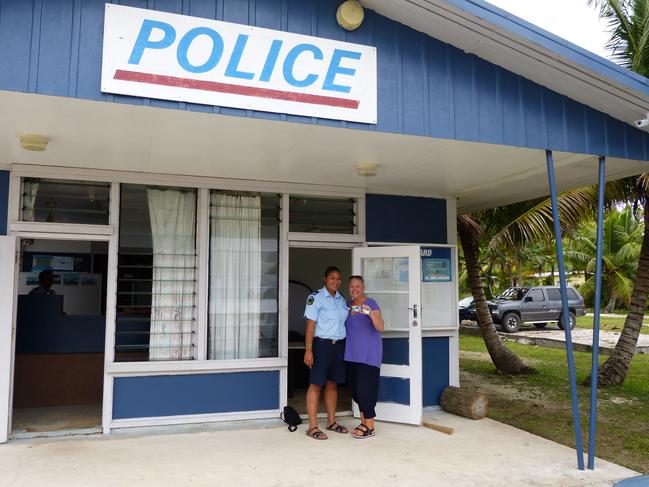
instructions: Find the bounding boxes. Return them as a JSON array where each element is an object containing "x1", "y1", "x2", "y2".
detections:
[
  {"x1": 362, "y1": 0, "x2": 649, "y2": 128},
  {"x1": 1, "y1": 91, "x2": 646, "y2": 213}
]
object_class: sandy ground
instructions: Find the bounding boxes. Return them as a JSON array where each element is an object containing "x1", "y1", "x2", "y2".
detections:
[{"x1": 0, "y1": 411, "x2": 637, "y2": 487}]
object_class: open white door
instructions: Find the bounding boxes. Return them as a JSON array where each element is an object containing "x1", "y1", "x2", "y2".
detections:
[
  {"x1": 352, "y1": 245, "x2": 421, "y2": 425},
  {"x1": 0, "y1": 236, "x2": 18, "y2": 443}
]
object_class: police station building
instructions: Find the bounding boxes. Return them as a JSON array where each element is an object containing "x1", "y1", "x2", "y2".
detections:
[{"x1": 1, "y1": 0, "x2": 648, "y2": 441}]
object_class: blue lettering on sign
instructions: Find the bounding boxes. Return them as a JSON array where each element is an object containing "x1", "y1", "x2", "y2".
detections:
[
  {"x1": 259, "y1": 39, "x2": 283, "y2": 82},
  {"x1": 126, "y1": 20, "x2": 363, "y2": 95},
  {"x1": 177, "y1": 27, "x2": 224, "y2": 73},
  {"x1": 128, "y1": 19, "x2": 176, "y2": 65},
  {"x1": 283, "y1": 44, "x2": 323, "y2": 88},
  {"x1": 323, "y1": 49, "x2": 361, "y2": 93},
  {"x1": 225, "y1": 34, "x2": 255, "y2": 80}
]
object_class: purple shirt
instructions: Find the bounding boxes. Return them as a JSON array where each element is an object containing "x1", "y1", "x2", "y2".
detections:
[{"x1": 344, "y1": 297, "x2": 382, "y2": 368}]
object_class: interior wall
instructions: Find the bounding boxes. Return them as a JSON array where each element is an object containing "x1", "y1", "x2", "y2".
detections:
[
  {"x1": 289, "y1": 248, "x2": 352, "y2": 296},
  {"x1": 25, "y1": 239, "x2": 91, "y2": 253}
]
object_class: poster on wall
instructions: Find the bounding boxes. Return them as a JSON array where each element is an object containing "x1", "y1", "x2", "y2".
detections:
[
  {"x1": 101, "y1": 4, "x2": 377, "y2": 123},
  {"x1": 420, "y1": 247, "x2": 452, "y2": 282}
]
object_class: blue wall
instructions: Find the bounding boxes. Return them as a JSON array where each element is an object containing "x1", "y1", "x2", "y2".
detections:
[
  {"x1": 366, "y1": 194, "x2": 447, "y2": 244},
  {"x1": 16, "y1": 296, "x2": 105, "y2": 353},
  {"x1": 113, "y1": 371, "x2": 280, "y2": 419},
  {"x1": 423, "y1": 337, "x2": 450, "y2": 407},
  {"x1": 379, "y1": 336, "x2": 449, "y2": 407},
  {"x1": 0, "y1": 0, "x2": 647, "y2": 159},
  {"x1": 0, "y1": 170, "x2": 8, "y2": 235}
]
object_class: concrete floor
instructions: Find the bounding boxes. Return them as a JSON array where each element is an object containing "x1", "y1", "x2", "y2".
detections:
[
  {"x1": 12, "y1": 405, "x2": 102, "y2": 434},
  {"x1": 288, "y1": 385, "x2": 352, "y2": 414},
  {"x1": 0, "y1": 411, "x2": 638, "y2": 487}
]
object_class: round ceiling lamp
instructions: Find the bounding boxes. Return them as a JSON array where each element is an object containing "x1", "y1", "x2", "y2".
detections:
[
  {"x1": 20, "y1": 134, "x2": 49, "y2": 151},
  {"x1": 356, "y1": 162, "x2": 377, "y2": 177},
  {"x1": 337, "y1": 1, "x2": 364, "y2": 31}
]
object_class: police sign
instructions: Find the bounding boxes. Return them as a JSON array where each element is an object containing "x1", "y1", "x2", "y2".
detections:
[{"x1": 101, "y1": 4, "x2": 377, "y2": 123}]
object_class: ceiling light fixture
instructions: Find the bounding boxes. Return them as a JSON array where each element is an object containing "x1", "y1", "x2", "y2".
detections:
[
  {"x1": 356, "y1": 163, "x2": 378, "y2": 177},
  {"x1": 336, "y1": 0, "x2": 364, "y2": 31},
  {"x1": 20, "y1": 134, "x2": 49, "y2": 151}
]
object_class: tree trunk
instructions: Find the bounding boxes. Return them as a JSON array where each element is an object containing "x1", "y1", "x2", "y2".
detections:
[
  {"x1": 458, "y1": 222, "x2": 535, "y2": 375},
  {"x1": 551, "y1": 264, "x2": 555, "y2": 285},
  {"x1": 604, "y1": 295, "x2": 617, "y2": 314},
  {"x1": 440, "y1": 386, "x2": 488, "y2": 420},
  {"x1": 594, "y1": 206, "x2": 649, "y2": 386},
  {"x1": 517, "y1": 255, "x2": 524, "y2": 287}
]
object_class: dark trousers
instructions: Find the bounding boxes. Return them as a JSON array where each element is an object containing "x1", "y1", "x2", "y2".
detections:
[{"x1": 347, "y1": 361, "x2": 380, "y2": 419}]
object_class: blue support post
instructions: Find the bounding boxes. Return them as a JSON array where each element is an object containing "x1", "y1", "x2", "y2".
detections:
[
  {"x1": 588, "y1": 156, "x2": 606, "y2": 469},
  {"x1": 545, "y1": 149, "x2": 585, "y2": 470}
]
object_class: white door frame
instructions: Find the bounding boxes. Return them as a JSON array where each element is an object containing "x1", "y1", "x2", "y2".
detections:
[
  {"x1": 0, "y1": 236, "x2": 18, "y2": 443},
  {"x1": 284, "y1": 238, "x2": 361, "y2": 410},
  {"x1": 352, "y1": 245, "x2": 422, "y2": 425},
  {"x1": 3, "y1": 232, "x2": 113, "y2": 440}
]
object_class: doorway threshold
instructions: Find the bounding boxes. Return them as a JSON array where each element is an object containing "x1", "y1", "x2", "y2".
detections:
[
  {"x1": 300, "y1": 410, "x2": 353, "y2": 420},
  {"x1": 11, "y1": 426, "x2": 102, "y2": 440}
]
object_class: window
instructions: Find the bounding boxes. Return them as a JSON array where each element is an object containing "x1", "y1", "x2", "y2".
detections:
[
  {"x1": 526, "y1": 289, "x2": 545, "y2": 302},
  {"x1": 208, "y1": 192, "x2": 280, "y2": 359},
  {"x1": 546, "y1": 288, "x2": 579, "y2": 301},
  {"x1": 289, "y1": 195, "x2": 356, "y2": 234},
  {"x1": 21, "y1": 178, "x2": 110, "y2": 225},
  {"x1": 115, "y1": 184, "x2": 197, "y2": 362}
]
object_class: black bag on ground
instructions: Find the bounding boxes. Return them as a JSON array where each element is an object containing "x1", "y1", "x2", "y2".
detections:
[{"x1": 280, "y1": 406, "x2": 302, "y2": 432}]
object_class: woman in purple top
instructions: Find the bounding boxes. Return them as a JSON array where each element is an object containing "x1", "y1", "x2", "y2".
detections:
[{"x1": 344, "y1": 275, "x2": 384, "y2": 439}]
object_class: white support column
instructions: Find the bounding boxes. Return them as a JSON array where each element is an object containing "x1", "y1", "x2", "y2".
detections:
[
  {"x1": 196, "y1": 188, "x2": 210, "y2": 361},
  {"x1": 7, "y1": 173, "x2": 21, "y2": 227},
  {"x1": 102, "y1": 182, "x2": 120, "y2": 435},
  {"x1": 279, "y1": 193, "x2": 290, "y2": 409},
  {"x1": 0, "y1": 236, "x2": 18, "y2": 443}
]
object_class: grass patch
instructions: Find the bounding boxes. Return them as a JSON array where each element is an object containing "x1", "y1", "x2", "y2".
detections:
[
  {"x1": 576, "y1": 315, "x2": 649, "y2": 335},
  {"x1": 460, "y1": 335, "x2": 649, "y2": 473}
]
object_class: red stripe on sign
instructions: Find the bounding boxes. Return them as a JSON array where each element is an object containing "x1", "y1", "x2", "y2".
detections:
[{"x1": 114, "y1": 70, "x2": 360, "y2": 109}]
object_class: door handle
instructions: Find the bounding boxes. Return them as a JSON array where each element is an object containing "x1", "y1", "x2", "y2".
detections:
[{"x1": 408, "y1": 304, "x2": 418, "y2": 319}]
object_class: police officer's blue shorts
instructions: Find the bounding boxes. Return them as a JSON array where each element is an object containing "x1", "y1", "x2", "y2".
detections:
[{"x1": 309, "y1": 337, "x2": 347, "y2": 386}]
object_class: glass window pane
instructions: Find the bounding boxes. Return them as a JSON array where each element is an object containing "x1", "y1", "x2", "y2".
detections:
[
  {"x1": 289, "y1": 195, "x2": 355, "y2": 234},
  {"x1": 115, "y1": 184, "x2": 197, "y2": 362},
  {"x1": 527, "y1": 289, "x2": 544, "y2": 301},
  {"x1": 367, "y1": 292, "x2": 409, "y2": 331},
  {"x1": 208, "y1": 192, "x2": 279, "y2": 359},
  {"x1": 22, "y1": 178, "x2": 110, "y2": 225},
  {"x1": 361, "y1": 257, "x2": 409, "y2": 292}
]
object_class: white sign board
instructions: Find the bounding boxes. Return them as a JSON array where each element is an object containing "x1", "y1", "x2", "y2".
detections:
[{"x1": 101, "y1": 4, "x2": 377, "y2": 123}]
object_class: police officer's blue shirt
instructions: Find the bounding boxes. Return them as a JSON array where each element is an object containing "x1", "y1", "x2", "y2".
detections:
[{"x1": 304, "y1": 287, "x2": 348, "y2": 340}]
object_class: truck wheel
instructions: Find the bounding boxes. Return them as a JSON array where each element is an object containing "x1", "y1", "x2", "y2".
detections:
[
  {"x1": 533, "y1": 323, "x2": 547, "y2": 328},
  {"x1": 501, "y1": 312, "x2": 522, "y2": 333},
  {"x1": 558, "y1": 312, "x2": 576, "y2": 330}
]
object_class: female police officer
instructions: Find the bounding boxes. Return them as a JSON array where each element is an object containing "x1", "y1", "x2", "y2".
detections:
[{"x1": 303, "y1": 266, "x2": 350, "y2": 440}]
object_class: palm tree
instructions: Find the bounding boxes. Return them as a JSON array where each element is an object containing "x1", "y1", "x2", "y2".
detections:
[
  {"x1": 587, "y1": 0, "x2": 649, "y2": 386},
  {"x1": 565, "y1": 207, "x2": 642, "y2": 312},
  {"x1": 457, "y1": 213, "x2": 535, "y2": 374},
  {"x1": 458, "y1": 190, "x2": 603, "y2": 375}
]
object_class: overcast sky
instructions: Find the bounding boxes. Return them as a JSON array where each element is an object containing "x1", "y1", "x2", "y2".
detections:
[{"x1": 485, "y1": 0, "x2": 611, "y2": 59}]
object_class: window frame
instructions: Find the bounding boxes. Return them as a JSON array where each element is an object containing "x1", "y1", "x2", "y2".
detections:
[{"x1": 9, "y1": 165, "x2": 366, "y2": 373}]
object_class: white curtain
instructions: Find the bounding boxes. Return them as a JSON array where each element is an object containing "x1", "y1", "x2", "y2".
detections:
[
  {"x1": 147, "y1": 189, "x2": 196, "y2": 361},
  {"x1": 23, "y1": 182, "x2": 39, "y2": 221},
  {"x1": 208, "y1": 194, "x2": 261, "y2": 359}
]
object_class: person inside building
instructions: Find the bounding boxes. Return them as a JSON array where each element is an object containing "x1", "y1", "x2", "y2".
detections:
[
  {"x1": 344, "y1": 275, "x2": 384, "y2": 439},
  {"x1": 29, "y1": 269, "x2": 56, "y2": 296},
  {"x1": 303, "y1": 266, "x2": 349, "y2": 440}
]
